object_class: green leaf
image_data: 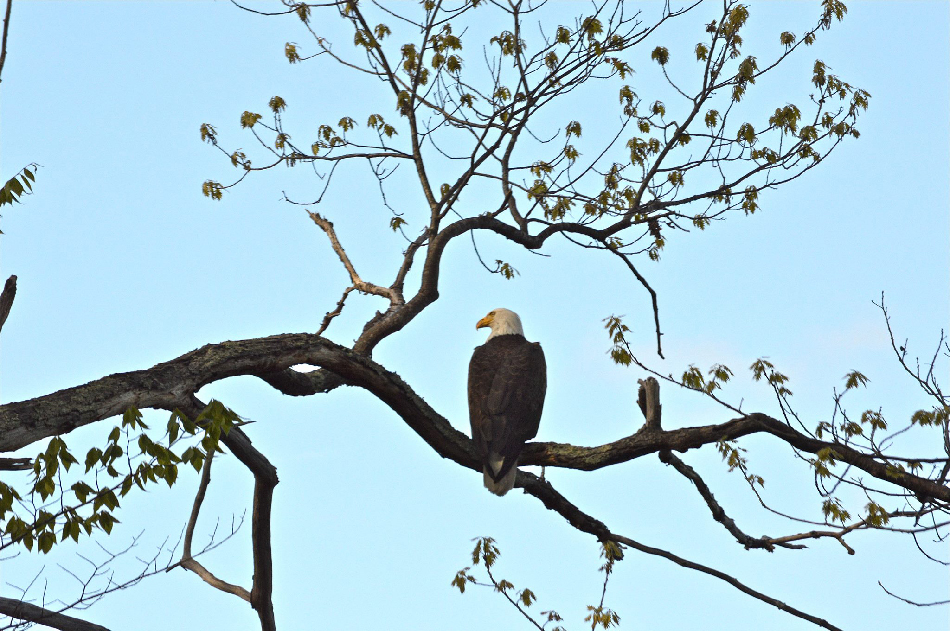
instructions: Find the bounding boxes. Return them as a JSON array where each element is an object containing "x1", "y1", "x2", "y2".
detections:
[
  {"x1": 240, "y1": 111, "x2": 263, "y2": 128},
  {"x1": 84, "y1": 448, "x2": 102, "y2": 473},
  {"x1": 650, "y1": 46, "x2": 669, "y2": 65},
  {"x1": 38, "y1": 531, "x2": 56, "y2": 554},
  {"x1": 123, "y1": 405, "x2": 143, "y2": 429},
  {"x1": 843, "y1": 370, "x2": 869, "y2": 389}
]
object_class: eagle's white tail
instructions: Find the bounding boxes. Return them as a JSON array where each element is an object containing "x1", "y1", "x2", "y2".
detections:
[{"x1": 483, "y1": 455, "x2": 518, "y2": 496}]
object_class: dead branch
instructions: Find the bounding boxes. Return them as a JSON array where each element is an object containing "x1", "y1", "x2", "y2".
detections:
[
  {"x1": 316, "y1": 286, "x2": 354, "y2": 336},
  {"x1": 308, "y1": 211, "x2": 398, "y2": 303},
  {"x1": 637, "y1": 377, "x2": 662, "y2": 430}
]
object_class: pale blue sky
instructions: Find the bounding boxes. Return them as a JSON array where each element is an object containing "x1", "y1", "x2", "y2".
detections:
[{"x1": 1, "y1": 1, "x2": 948, "y2": 630}]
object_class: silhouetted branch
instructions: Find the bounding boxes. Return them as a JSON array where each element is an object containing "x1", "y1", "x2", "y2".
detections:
[
  {"x1": 0, "y1": 275, "x2": 17, "y2": 333},
  {"x1": 179, "y1": 447, "x2": 252, "y2": 602},
  {"x1": 658, "y1": 449, "x2": 801, "y2": 551},
  {"x1": 0, "y1": 0, "x2": 13, "y2": 83},
  {"x1": 516, "y1": 471, "x2": 842, "y2": 631},
  {"x1": 0, "y1": 598, "x2": 110, "y2": 631},
  {"x1": 878, "y1": 581, "x2": 950, "y2": 607},
  {"x1": 0, "y1": 457, "x2": 29, "y2": 471},
  {"x1": 178, "y1": 397, "x2": 279, "y2": 631},
  {"x1": 2, "y1": 334, "x2": 947, "y2": 508}
]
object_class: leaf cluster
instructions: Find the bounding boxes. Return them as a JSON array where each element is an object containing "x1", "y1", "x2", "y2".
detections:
[{"x1": 1, "y1": 400, "x2": 241, "y2": 555}]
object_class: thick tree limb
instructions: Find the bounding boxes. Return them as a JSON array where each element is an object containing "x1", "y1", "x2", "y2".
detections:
[
  {"x1": 1, "y1": 334, "x2": 947, "y2": 507},
  {"x1": 0, "y1": 597, "x2": 110, "y2": 631}
]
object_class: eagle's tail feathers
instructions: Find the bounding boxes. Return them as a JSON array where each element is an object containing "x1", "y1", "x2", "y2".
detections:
[{"x1": 483, "y1": 456, "x2": 518, "y2": 496}]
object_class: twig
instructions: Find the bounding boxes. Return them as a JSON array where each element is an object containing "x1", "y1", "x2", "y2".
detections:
[
  {"x1": 484, "y1": 564, "x2": 544, "y2": 631},
  {"x1": 878, "y1": 581, "x2": 950, "y2": 607},
  {"x1": 610, "y1": 250, "x2": 664, "y2": 358},
  {"x1": 316, "y1": 286, "x2": 353, "y2": 336}
]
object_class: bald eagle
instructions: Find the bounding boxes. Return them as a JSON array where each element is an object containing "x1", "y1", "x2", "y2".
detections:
[{"x1": 468, "y1": 309, "x2": 546, "y2": 496}]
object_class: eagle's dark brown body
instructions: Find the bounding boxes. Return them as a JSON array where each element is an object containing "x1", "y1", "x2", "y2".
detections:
[{"x1": 467, "y1": 333, "x2": 546, "y2": 495}]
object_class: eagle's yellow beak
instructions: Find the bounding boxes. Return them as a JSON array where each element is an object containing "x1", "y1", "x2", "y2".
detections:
[{"x1": 476, "y1": 314, "x2": 493, "y2": 330}]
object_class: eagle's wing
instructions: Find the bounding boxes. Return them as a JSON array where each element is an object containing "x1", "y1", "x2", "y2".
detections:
[{"x1": 469, "y1": 339, "x2": 546, "y2": 482}]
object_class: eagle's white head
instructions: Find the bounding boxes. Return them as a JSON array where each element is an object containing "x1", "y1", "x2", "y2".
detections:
[{"x1": 476, "y1": 308, "x2": 525, "y2": 341}]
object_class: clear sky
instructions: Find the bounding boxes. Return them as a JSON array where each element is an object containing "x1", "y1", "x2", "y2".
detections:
[{"x1": 1, "y1": 1, "x2": 948, "y2": 630}]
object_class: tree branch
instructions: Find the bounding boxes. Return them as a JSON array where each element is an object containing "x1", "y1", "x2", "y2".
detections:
[
  {"x1": 515, "y1": 471, "x2": 842, "y2": 631},
  {"x1": 0, "y1": 274, "x2": 17, "y2": 334},
  {"x1": 658, "y1": 449, "x2": 800, "y2": 551},
  {"x1": 0, "y1": 456, "x2": 29, "y2": 471},
  {"x1": 0, "y1": 0, "x2": 12, "y2": 83},
  {"x1": 179, "y1": 445, "x2": 253, "y2": 603},
  {"x1": 308, "y1": 212, "x2": 397, "y2": 303},
  {"x1": 0, "y1": 597, "x2": 111, "y2": 631},
  {"x1": 1, "y1": 334, "x2": 947, "y2": 507},
  {"x1": 878, "y1": 581, "x2": 950, "y2": 607},
  {"x1": 181, "y1": 397, "x2": 279, "y2": 631}
]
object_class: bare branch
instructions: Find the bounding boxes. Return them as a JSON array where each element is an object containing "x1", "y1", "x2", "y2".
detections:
[
  {"x1": 657, "y1": 450, "x2": 801, "y2": 551},
  {"x1": 182, "y1": 399, "x2": 279, "y2": 631},
  {"x1": 0, "y1": 456, "x2": 29, "y2": 471},
  {"x1": 0, "y1": 597, "x2": 110, "y2": 631},
  {"x1": 0, "y1": 275, "x2": 17, "y2": 334},
  {"x1": 878, "y1": 581, "x2": 950, "y2": 607},
  {"x1": 0, "y1": 0, "x2": 12, "y2": 83},
  {"x1": 308, "y1": 211, "x2": 398, "y2": 303},
  {"x1": 516, "y1": 472, "x2": 842, "y2": 631},
  {"x1": 179, "y1": 448, "x2": 252, "y2": 602},
  {"x1": 316, "y1": 286, "x2": 354, "y2": 336}
]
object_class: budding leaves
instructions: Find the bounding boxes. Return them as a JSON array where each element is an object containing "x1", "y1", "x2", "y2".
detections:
[
  {"x1": 651, "y1": 46, "x2": 669, "y2": 66},
  {"x1": 0, "y1": 165, "x2": 39, "y2": 213},
  {"x1": 843, "y1": 370, "x2": 869, "y2": 390},
  {"x1": 240, "y1": 111, "x2": 262, "y2": 128}
]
